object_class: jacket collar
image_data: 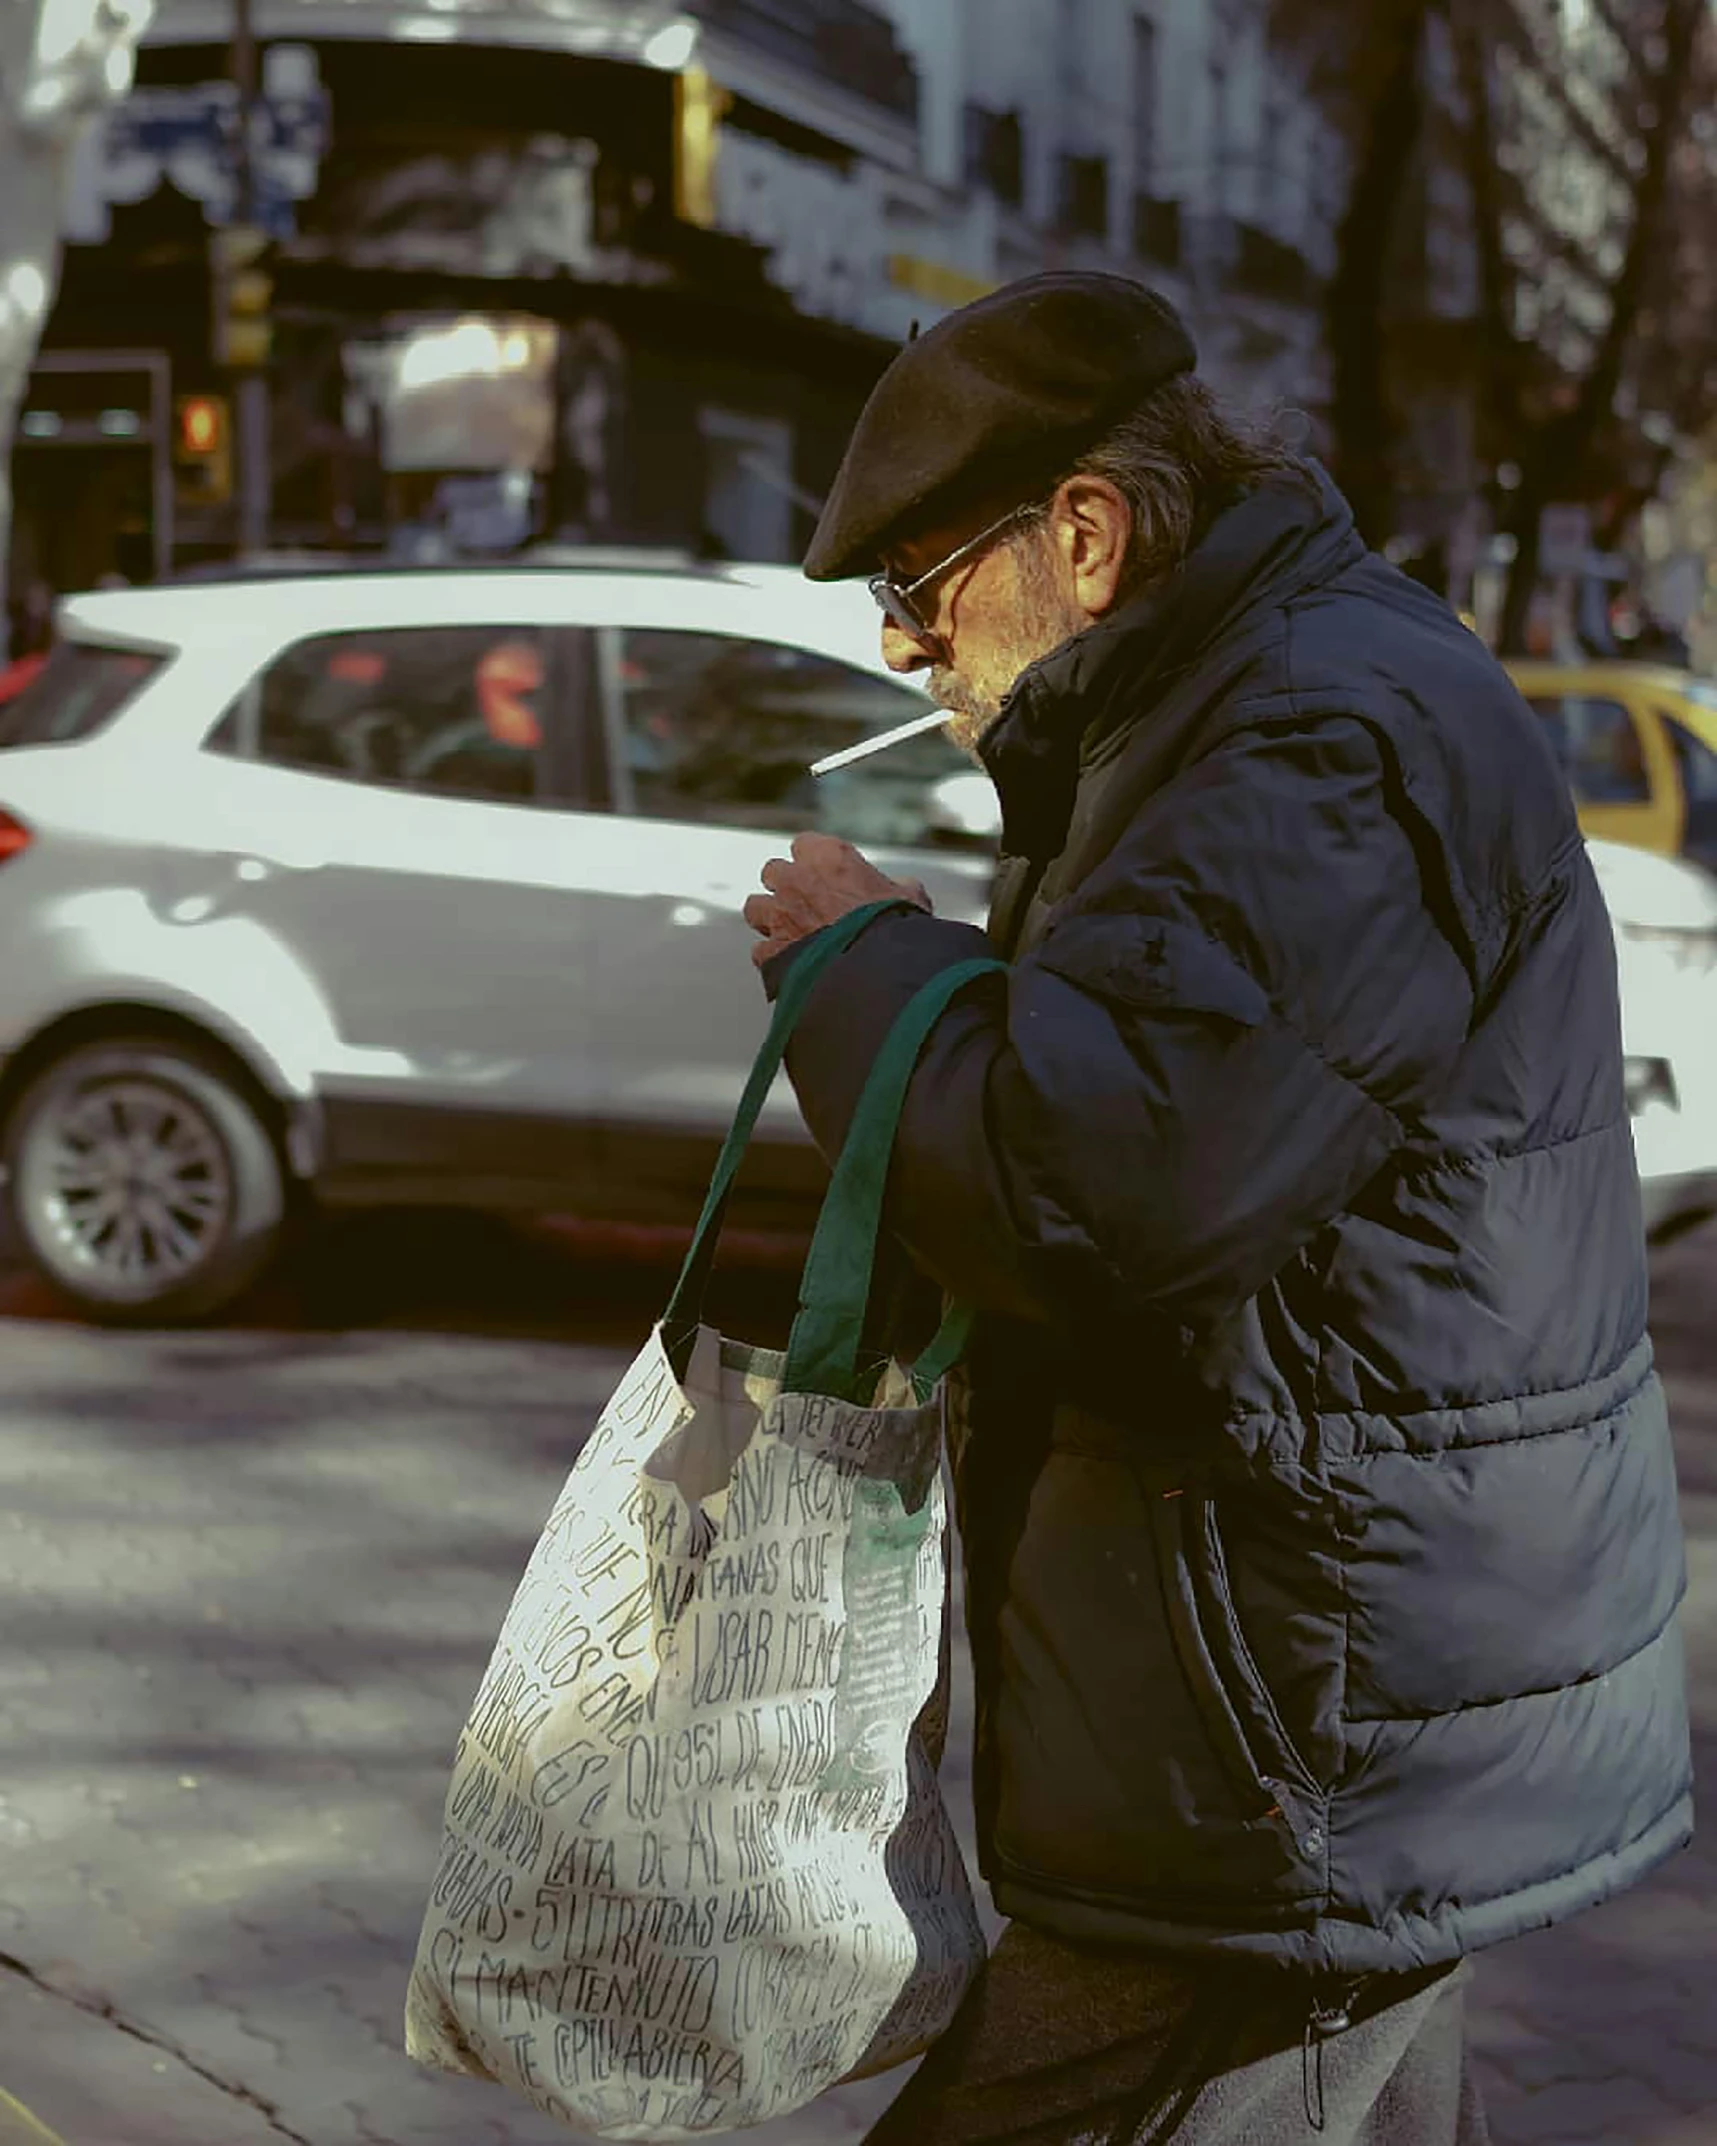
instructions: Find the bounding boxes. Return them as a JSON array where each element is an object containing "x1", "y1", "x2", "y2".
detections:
[{"x1": 977, "y1": 461, "x2": 1365, "y2": 863}]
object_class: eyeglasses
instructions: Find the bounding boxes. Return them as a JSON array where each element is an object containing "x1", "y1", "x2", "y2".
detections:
[{"x1": 868, "y1": 503, "x2": 1041, "y2": 645}]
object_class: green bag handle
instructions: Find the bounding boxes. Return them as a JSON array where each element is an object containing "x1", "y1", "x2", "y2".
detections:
[
  {"x1": 782, "y1": 955, "x2": 1007, "y2": 1403},
  {"x1": 662, "y1": 898, "x2": 915, "y2": 1364},
  {"x1": 906, "y1": 1295, "x2": 973, "y2": 1404}
]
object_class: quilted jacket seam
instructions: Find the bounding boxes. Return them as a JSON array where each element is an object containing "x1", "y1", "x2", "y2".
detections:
[
  {"x1": 1338, "y1": 1411, "x2": 1642, "y2": 1462},
  {"x1": 1343, "y1": 1603, "x2": 1685, "y2": 1726},
  {"x1": 1394, "y1": 1113, "x2": 1632, "y2": 1181},
  {"x1": 1215, "y1": 1338, "x2": 1654, "y2": 1432}
]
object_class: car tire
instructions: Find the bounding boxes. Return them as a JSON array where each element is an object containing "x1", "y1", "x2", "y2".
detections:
[{"x1": 3, "y1": 1035, "x2": 288, "y2": 1325}]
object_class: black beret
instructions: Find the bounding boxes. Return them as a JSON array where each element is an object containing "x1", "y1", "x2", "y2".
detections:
[{"x1": 803, "y1": 271, "x2": 1197, "y2": 582}]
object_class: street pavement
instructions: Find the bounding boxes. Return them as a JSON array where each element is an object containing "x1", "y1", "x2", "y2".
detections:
[{"x1": 0, "y1": 1209, "x2": 1712, "y2": 2146}]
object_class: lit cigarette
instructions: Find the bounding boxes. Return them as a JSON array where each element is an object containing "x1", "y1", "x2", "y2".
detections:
[{"x1": 810, "y1": 707, "x2": 949, "y2": 776}]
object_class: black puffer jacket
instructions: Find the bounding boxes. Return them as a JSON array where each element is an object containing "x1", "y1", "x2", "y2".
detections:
[{"x1": 765, "y1": 466, "x2": 1692, "y2": 1976}]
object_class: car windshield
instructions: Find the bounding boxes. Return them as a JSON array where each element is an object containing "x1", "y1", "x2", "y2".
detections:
[{"x1": 0, "y1": 640, "x2": 164, "y2": 748}]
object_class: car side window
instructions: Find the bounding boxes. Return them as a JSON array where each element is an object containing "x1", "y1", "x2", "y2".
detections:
[
  {"x1": 1526, "y1": 694, "x2": 1651, "y2": 807},
  {"x1": 1666, "y1": 718, "x2": 1717, "y2": 872},
  {"x1": 614, "y1": 629, "x2": 971, "y2": 848},
  {"x1": 210, "y1": 626, "x2": 553, "y2": 805},
  {"x1": 1666, "y1": 718, "x2": 1717, "y2": 805},
  {"x1": 0, "y1": 642, "x2": 163, "y2": 747}
]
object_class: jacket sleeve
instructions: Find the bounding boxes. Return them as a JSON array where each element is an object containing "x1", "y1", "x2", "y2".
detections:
[{"x1": 765, "y1": 715, "x2": 1477, "y2": 1336}]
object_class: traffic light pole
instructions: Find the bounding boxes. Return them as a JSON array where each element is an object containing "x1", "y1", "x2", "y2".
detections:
[{"x1": 229, "y1": 0, "x2": 270, "y2": 557}]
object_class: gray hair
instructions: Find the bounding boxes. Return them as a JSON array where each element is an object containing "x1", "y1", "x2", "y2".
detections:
[{"x1": 1016, "y1": 376, "x2": 1314, "y2": 595}]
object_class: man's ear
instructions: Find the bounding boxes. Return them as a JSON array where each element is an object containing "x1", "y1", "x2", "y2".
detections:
[{"x1": 1050, "y1": 476, "x2": 1132, "y2": 620}]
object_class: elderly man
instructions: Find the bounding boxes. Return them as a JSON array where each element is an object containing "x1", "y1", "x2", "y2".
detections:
[{"x1": 742, "y1": 274, "x2": 1691, "y2": 2145}]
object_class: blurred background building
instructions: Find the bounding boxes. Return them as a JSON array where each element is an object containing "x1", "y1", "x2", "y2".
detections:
[{"x1": 5, "y1": 0, "x2": 1715, "y2": 661}]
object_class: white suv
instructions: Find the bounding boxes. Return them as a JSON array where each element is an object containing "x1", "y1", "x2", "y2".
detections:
[
  {"x1": 0, "y1": 558, "x2": 991, "y2": 1322},
  {"x1": 1588, "y1": 835, "x2": 1717, "y2": 1241},
  {"x1": 0, "y1": 558, "x2": 1708, "y2": 1325}
]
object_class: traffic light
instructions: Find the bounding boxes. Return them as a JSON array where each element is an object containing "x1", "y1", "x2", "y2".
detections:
[
  {"x1": 174, "y1": 393, "x2": 232, "y2": 506},
  {"x1": 211, "y1": 224, "x2": 273, "y2": 370}
]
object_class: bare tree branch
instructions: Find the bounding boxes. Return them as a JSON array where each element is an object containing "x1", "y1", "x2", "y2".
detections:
[
  {"x1": 1449, "y1": 0, "x2": 1527, "y2": 443},
  {"x1": 1485, "y1": 0, "x2": 1710, "y2": 646},
  {"x1": 1546, "y1": 0, "x2": 1706, "y2": 468}
]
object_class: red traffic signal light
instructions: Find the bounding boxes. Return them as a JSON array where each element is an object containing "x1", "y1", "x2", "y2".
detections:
[
  {"x1": 174, "y1": 393, "x2": 232, "y2": 506},
  {"x1": 178, "y1": 395, "x2": 227, "y2": 458}
]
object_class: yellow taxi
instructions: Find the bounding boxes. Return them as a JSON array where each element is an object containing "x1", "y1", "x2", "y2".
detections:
[{"x1": 1504, "y1": 662, "x2": 1717, "y2": 872}]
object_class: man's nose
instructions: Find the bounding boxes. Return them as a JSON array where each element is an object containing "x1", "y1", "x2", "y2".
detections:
[{"x1": 881, "y1": 618, "x2": 937, "y2": 673}]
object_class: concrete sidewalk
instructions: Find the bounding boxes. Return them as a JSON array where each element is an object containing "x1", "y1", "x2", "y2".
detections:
[{"x1": 0, "y1": 1230, "x2": 1712, "y2": 2144}]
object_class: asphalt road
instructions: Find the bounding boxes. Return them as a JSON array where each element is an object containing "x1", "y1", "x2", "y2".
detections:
[{"x1": 0, "y1": 1210, "x2": 1712, "y2": 2145}]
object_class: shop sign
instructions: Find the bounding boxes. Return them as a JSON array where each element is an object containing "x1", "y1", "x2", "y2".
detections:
[
  {"x1": 711, "y1": 128, "x2": 983, "y2": 340},
  {"x1": 886, "y1": 255, "x2": 996, "y2": 309},
  {"x1": 63, "y1": 41, "x2": 329, "y2": 243},
  {"x1": 713, "y1": 128, "x2": 884, "y2": 332}
]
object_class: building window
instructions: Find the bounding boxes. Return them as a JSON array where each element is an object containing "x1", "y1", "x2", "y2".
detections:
[
  {"x1": 1057, "y1": 153, "x2": 1110, "y2": 241},
  {"x1": 1234, "y1": 220, "x2": 1313, "y2": 305},
  {"x1": 963, "y1": 103, "x2": 1024, "y2": 207},
  {"x1": 1132, "y1": 13, "x2": 1158, "y2": 190},
  {"x1": 1208, "y1": 59, "x2": 1231, "y2": 212},
  {"x1": 961, "y1": 100, "x2": 988, "y2": 189},
  {"x1": 1133, "y1": 193, "x2": 1182, "y2": 267}
]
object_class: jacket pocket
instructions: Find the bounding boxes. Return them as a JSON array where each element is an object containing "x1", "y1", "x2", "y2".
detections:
[{"x1": 1149, "y1": 1489, "x2": 1325, "y2": 1812}]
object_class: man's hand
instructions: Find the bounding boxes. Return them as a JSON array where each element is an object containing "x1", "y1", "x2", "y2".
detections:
[{"x1": 743, "y1": 832, "x2": 931, "y2": 970}]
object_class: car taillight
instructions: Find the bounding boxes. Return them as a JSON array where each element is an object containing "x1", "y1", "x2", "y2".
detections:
[{"x1": 0, "y1": 810, "x2": 33, "y2": 863}]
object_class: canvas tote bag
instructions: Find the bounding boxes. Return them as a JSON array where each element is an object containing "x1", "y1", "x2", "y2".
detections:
[{"x1": 406, "y1": 900, "x2": 1000, "y2": 2139}]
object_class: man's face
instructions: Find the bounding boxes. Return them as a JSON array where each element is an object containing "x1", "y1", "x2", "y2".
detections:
[{"x1": 878, "y1": 509, "x2": 1090, "y2": 762}]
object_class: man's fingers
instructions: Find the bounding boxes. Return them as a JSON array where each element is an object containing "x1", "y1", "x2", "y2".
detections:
[
  {"x1": 790, "y1": 830, "x2": 854, "y2": 864},
  {"x1": 742, "y1": 891, "x2": 782, "y2": 935},
  {"x1": 756, "y1": 864, "x2": 813, "y2": 932},
  {"x1": 745, "y1": 838, "x2": 927, "y2": 974}
]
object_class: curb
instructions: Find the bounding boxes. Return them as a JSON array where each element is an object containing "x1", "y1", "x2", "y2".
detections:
[{"x1": 0, "y1": 2088, "x2": 67, "y2": 2146}]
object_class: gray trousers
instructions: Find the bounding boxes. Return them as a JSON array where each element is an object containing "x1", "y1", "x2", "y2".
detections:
[{"x1": 861, "y1": 1924, "x2": 1491, "y2": 2146}]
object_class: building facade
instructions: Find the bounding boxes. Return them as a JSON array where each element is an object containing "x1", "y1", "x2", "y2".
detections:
[
  {"x1": 885, "y1": 0, "x2": 1342, "y2": 419},
  {"x1": 15, "y1": 0, "x2": 918, "y2": 585},
  {"x1": 14, "y1": 0, "x2": 1350, "y2": 592}
]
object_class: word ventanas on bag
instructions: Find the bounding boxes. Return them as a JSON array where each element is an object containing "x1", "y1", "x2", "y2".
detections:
[
  {"x1": 467, "y1": 1493, "x2": 851, "y2": 1765},
  {"x1": 409, "y1": 1347, "x2": 967, "y2": 2134}
]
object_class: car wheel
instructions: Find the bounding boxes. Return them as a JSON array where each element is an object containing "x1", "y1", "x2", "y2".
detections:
[{"x1": 4, "y1": 1036, "x2": 288, "y2": 1325}]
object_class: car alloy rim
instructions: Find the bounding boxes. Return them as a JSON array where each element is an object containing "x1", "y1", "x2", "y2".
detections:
[{"x1": 24, "y1": 1076, "x2": 234, "y2": 1297}]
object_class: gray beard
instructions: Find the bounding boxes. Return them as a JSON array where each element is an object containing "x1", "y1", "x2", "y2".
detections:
[
  {"x1": 928, "y1": 667, "x2": 999, "y2": 720},
  {"x1": 929, "y1": 539, "x2": 1089, "y2": 760},
  {"x1": 927, "y1": 675, "x2": 1004, "y2": 765}
]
